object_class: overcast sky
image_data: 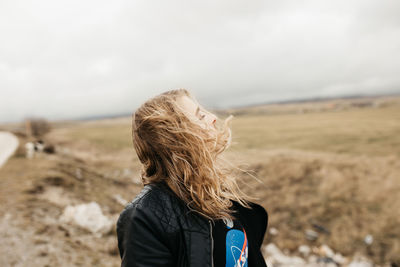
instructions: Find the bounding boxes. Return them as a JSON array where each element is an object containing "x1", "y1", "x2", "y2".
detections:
[{"x1": 1, "y1": 0, "x2": 399, "y2": 123}]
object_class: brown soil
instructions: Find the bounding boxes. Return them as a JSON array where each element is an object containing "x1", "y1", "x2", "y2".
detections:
[
  {"x1": 0, "y1": 144, "x2": 141, "y2": 267},
  {"x1": 1, "y1": 97, "x2": 399, "y2": 266}
]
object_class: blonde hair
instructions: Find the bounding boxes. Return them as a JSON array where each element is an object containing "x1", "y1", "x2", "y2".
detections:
[{"x1": 132, "y1": 89, "x2": 252, "y2": 220}]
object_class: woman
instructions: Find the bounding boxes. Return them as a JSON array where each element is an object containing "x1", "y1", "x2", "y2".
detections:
[{"x1": 117, "y1": 89, "x2": 268, "y2": 267}]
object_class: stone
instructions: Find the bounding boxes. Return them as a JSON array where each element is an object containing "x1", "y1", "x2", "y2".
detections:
[
  {"x1": 25, "y1": 142, "x2": 35, "y2": 159},
  {"x1": 264, "y1": 243, "x2": 306, "y2": 266},
  {"x1": 320, "y1": 244, "x2": 334, "y2": 257},
  {"x1": 364, "y1": 234, "x2": 373, "y2": 245},
  {"x1": 269, "y1": 227, "x2": 279, "y2": 236},
  {"x1": 59, "y1": 202, "x2": 113, "y2": 236},
  {"x1": 305, "y1": 229, "x2": 319, "y2": 241},
  {"x1": 348, "y1": 260, "x2": 373, "y2": 267},
  {"x1": 348, "y1": 255, "x2": 373, "y2": 267},
  {"x1": 298, "y1": 245, "x2": 311, "y2": 257}
]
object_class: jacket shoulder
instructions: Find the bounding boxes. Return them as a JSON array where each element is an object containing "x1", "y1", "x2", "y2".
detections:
[{"x1": 117, "y1": 183, "x2": 181, "y2": 234}]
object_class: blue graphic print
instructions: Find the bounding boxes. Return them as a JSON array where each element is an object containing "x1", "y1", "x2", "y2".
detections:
[{"x1": 225, "y1": 228, "x2": 248, "y2": 267}]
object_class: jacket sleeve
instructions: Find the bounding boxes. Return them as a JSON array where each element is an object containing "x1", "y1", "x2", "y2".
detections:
[{"x1": 117, "y1": 205, "x2": 174, "y2": 267}]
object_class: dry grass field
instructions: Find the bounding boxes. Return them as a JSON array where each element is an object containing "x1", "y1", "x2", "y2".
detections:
[
  {"x1": 0, "y1": 95, "x2": 399, "y2": 266},
  {"x1": 230, "y1": 101, "x2": 400, "y2": 156}
]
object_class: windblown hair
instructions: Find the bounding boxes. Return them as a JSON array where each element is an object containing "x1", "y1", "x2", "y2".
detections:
[{"x1": 132, "y1": 89, "x2": 252, "y2": 220}]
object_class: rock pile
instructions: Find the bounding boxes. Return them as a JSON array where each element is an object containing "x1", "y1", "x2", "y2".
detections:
[{"x1": 264, "y1": 243, "x2": 374, "y2": 267}]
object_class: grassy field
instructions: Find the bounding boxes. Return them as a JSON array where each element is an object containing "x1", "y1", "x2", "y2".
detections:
[
  {"x1": 230, "y1": 105, "x2": 400, "y2": 156},
  {"x1": 66, "y1": 124, "x2": 132, "y2": 151},
  {"x1": 1, "y1": 96, "x2": 399, "y2": 266},
  {"x1": 57, "y1": 104, "x2": 400, "y2": 157}
]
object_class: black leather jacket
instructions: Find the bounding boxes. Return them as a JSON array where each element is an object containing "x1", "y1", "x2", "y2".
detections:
[{"x1": 116, "y1": 182, "x2": 268, "y2": 267}]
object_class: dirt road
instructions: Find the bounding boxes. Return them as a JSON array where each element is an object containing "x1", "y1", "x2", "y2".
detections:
[{"x1": 0, "y1": 132, "x2": 19, "y2": 168}]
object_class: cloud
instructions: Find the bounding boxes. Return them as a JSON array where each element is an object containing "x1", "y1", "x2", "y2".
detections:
[{"x1": 0, "y1": 0, "x2": 399, "y2": 122}]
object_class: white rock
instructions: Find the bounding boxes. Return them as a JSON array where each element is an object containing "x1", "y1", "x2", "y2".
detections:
[
  {"x1": 333, "y1": 253, "x2": 348, "y2": 265},
  {"x1": 264, "y1": 257, "x2": 274, "y2": 267},
  {"x1": 25, "y1": 142, "x2": 35, "y2": 159},
  {"x1": 348, "y1": 261, "x2": 373, "y2": 267},
  {"x1": 298, "y1": 245, "x2": 311, "y2": 257},
  {"x1": 320, "y1": 244, "x2": 334, "y2": 258},
  {"x1": 264, "y1": 243, "x2": 306, "y2": 266},
  {"x1": 364, "y1": 234, "x2": 373, "y2": 245},
  {"x1": 264, "y1": 243, "x2": 281, "y2": 256},
  {"x1": 308, "y1": 255, "x2": 318, "y2": 263},
  {"x1": 269, "y1": 227, "x2": 279, "y2": 236},
  {"x1": 305, "y1": 229, "x2": 319, "y2": 241},
  {"x1": 59, "y1": 202, "x2": 113, "y2": 236}
]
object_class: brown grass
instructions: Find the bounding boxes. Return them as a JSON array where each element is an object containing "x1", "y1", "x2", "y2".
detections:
[
  {"x1": 230, "y1": 105, "x2": 400, "y2": 157},
  {"x1": 1, "y1": 96, "x2": 399, "y2": 265},
  {"x1": 230, "y1": 149, "x2": 400, "y2": 263}
]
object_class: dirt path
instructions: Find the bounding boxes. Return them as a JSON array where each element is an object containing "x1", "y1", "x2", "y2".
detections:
[{"x1": 0, "y1": 132, "x2": 19, "y2": 168}]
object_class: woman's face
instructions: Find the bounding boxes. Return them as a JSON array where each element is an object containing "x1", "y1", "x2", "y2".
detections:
[{"x1": 177, "y1": 95, "x2": 217, "y2": 131}]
